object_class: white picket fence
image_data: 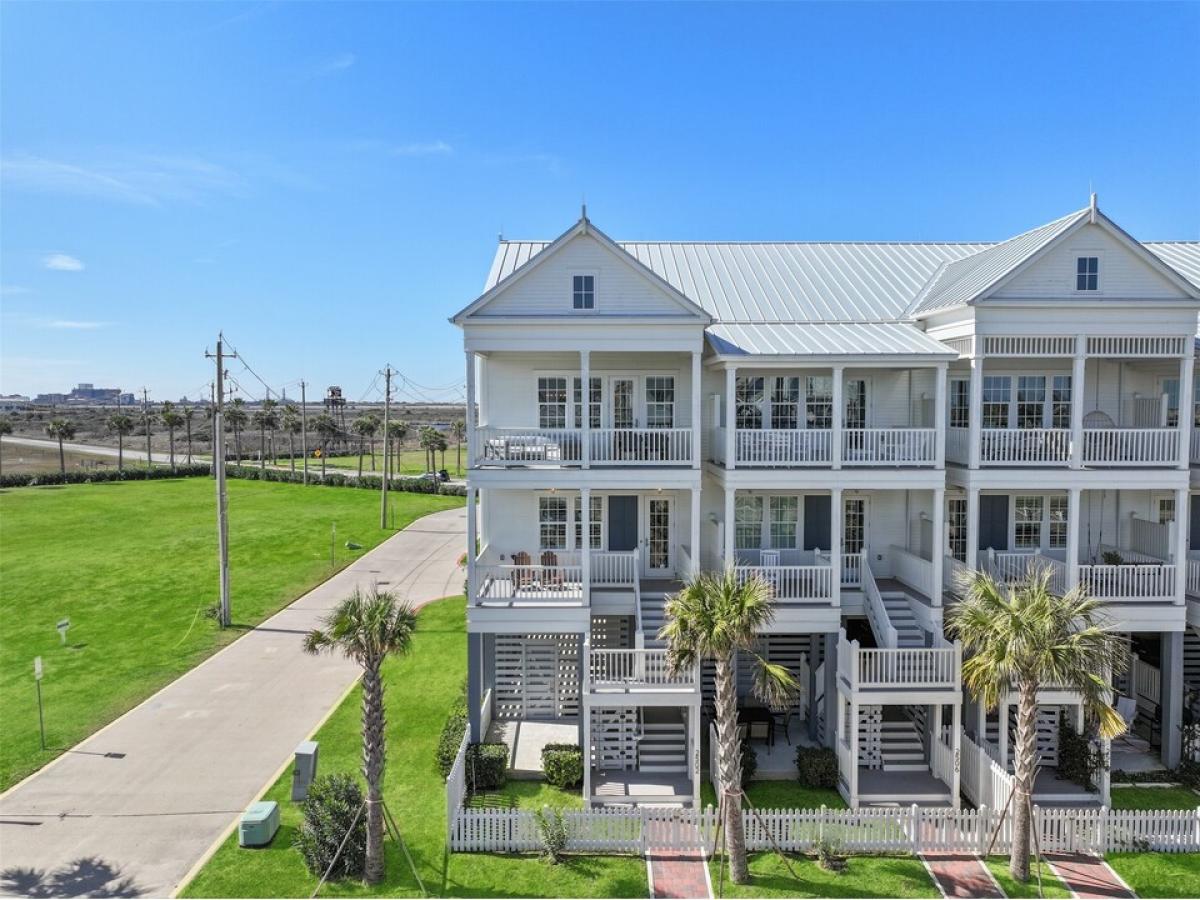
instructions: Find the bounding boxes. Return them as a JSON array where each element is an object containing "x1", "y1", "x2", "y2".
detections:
[{"x1": 444, "y1": 729, "x2": 470, "y2": 841}]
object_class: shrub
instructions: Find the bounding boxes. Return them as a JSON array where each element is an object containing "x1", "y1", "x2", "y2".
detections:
[
  {"x1": 796, "y1": 746, "x2": 838, "y2": 788},
  {"x1": 466, "y1": 742, "x2": 509, "y2": 791},
  {"x1": 534, "y1": 807, "x2": 570, "y2": 863},
  {"x1": 0, "y1": 463, "x2": 211, "y2": 489},
  {"x1": 293, "y1": 773, "x2": 366, "y2": 879},
  {"x1": 223, "y1": 465, "x2": 465, "y2": 496},
  {"x1": 741, "y1": 740, "x2": 757, "y2": 786},
  {"x1": 1057, "y1": 720, "x2": 1104, "y2": 790},
  {"x1": 541, "y1": 744, "x2": 584, "y2": 789},
  {"x1": 1102, "y1": 550, "x2": 1124, "y2": 566},
  {"x1": 813, "y1": 837, "x2": 847, "y2": 873},
  {"x1": 436, "y1": 681, "x2": 469, "y2": 777}
]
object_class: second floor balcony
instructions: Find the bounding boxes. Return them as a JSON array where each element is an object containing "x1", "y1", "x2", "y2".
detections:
[
  {"x1": 473, "y1": 548, "x2": 639, "y2": 607},
  {"x1": 711, "y1": 426, "x2": 937, "y2": 467},
  {"x1": 948, "y1": 426, "x2": 1180, "y2": 467},
  {"x1": 476, "y1": 426, "x2": 693, "y2": 467}
]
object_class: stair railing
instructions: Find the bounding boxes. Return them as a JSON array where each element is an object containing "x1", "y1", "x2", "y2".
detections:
[{"x1": 862, "y1": 559, "x2": 899, "y2": 649}]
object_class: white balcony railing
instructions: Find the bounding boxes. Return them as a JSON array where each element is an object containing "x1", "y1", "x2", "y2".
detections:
[
  {"x1": 590, "y1": 550, "x2": 638, "y2": 585},
  {"x1": 476, "y1": 427, "x2": 692, "y2": 465},
  {"x1": 987, "y1": 552, "x2": 1068, "y2": 596},
  {"x1": 814, "y1": 550, "x2": 862, "y2": 586},
  {"x1": 1191, "y1": 431, "x2": 1200, "y2": 465},
  {"x1": 980, "y1": 428, "x2": 1071, "y2": 465},
  {"x1": 839, "y1": 631, "x2": 961, "y2": 691},
  {"x1": 475, "y1": 564, "x2": 584, "y2": 603},
  {"x1": 946, "y1": 427, "x2": 970, "y2": 464},
  {"x1": 862, "y1": 561, "x2": 898, "y2": 649},
  {"x1": 588, "y1": 648, "x2": 697, "y2": 691},
  {"x1": 1082, "y1": 428, "x2": 1178, "y2": 465},
  {"x1": 734, "y1": 565, "x2": 834, "y2": 603},
  {"x1": 1078, "y1": 564, "x2": 1176, "y2": 601},
  {"x1": 842, "y1": 428, "x2": 937, "y2": 465},
  {"x1": 475, "y1": 428, "x2": 581, "y2": 465},
  {"x1": 733, "y1": 429, "x2": 832, "y2": 466},
  {"x1": 1188, "y1": 559, "x2": 1200, "y2": 598},
  {"x1": 588, "y1": 428, "x2": 692, "y2": 465},
  {"x1": 890, "y1": 546, "x2": 934, "y2": 598}
]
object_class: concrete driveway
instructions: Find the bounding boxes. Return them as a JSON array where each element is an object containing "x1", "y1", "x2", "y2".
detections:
[{"x1": 0, "y1": 505, "x2": 468, "y2": 898}]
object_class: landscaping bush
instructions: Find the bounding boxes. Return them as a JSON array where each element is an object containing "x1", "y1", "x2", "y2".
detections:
[
  {"x1": 1058, "y1": 720, "x2": 1104, "y2": 790},
  {"x1": 535, "y1": 807, "x2": 570, "y2": 863},
  {"x1": 293, "y1": 773, "x2": 366, "y2": 879},
  {"x1": 796, "y1": 746, "x2": 838, "y2": 788},
  {"x1": 466, "y1": 742, "x2": 509, "y2": 791},
  {"x1": 1, "y1": 463, "x2": 211, "y2": 489},
  {"x1": 741, "y1": 740, "x2": 757, "y2": 786},
  {"x1": 435, "y1": 680, "x2": 468, "y2": 777},
  {"x1": 225, "y1": 465, "x2": 465, "y2": 496},
  {"x1": 541, "y1": 743, "x2": 584, "y2": 789}
]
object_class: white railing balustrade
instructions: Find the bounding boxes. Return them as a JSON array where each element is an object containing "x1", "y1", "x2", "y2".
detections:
[
  {"x1": 854, "y1": 646, "x2": 960, "y2": 688},
  {"x1": 1192, "y1": 431, "x2": 1200, "y2": 465},
  {"x1": 890, "y1": 546, "x2": 934, "y2": 598},
  {"x1": 861, "y1": 561, "x2": 898, "y2": 649},
  {"x1": 1189, "y1": 559, "x2": 1200, "y2": 597},
  {"x1": 988, "y1": 552, "x2": 1067, "y2": 595},
  {"x1": 735, "y1": 429, "x2": 832, "y2": 466},
  {"x1": 589, "y1": 428, "x2": 692, "y2": 464},
  {"x1": 710, "y1": 426, "x2": 727, "y2": 464},
  {"x1": 930, "y1": 736, "x2": 956, "y2": 789},
  {"x1": 1083, "y1": 428, "x2": 1178, "y2": 465},
  {"x1": 842, "y1": 428, "x2": 937, "y2": 465},
  {"x1": 475, "y1": 564, "x2": 584, "y2": 602},
  {"x1": 980, "y1": 428, "x2": 1071, "y2": 465},
  {"x1": 943, "y1": 555, "x2": 971, "y2": 594},
  {"x1": 734, "y1": 565, "x2": 833, "y2": 602},
  {"x1": 589, "y1": 648, "x2": 696, "y2": 691},
  {"x1": 475, "y1": 427, "x2": 581, "y2": 464},
  {"x1": 842, "y1": 552, "x2": 862, "y2": 587},
  {"x1": 1078, "y1": 564, "x2": 1176, "y2": 600},
  {"x1": 946, "y1": 427, "x2": 970, "y2": 464},
  {"x1": 590, "y1": 550, "x2": 638, "y2": 585}
]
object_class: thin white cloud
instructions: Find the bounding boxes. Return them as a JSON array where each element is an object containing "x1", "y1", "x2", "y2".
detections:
[
  {"x1": 42, "y1": 254, "x2": 84, "y2": 271},
  {"x1": 0, "y1": 284, "x2": 31, "y2": 295},
  {"x1": 311, "y1": 52, "x2": 356, "y2": 78},
  {"x1": 2, "y1": 153, "x2": 246, "y2": 206},
  {"x1": 391, "y1": 141, "x2": 454, "y2": 157},
  {"x1": 47, "y1": 319, "x2": 108, "y2": 330}
]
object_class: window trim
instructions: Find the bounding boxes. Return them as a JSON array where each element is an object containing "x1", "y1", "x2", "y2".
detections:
[
  {"x1": 571, "y1": 271, "x2": 598, "y2": 311},
  {"x1": 978, "y1": 371, "x2": 1074, "y2": 430},
  {"x1": 1006, "y1": 492, "x2": 1072, "y2": 554},
  {"x1": 1073, "y1": 251, "x2": 1103, "y2": 294}
]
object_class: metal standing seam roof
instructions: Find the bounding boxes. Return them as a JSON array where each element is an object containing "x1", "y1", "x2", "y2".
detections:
[
  {"x1": 706, "y1": 321, "x2": 956, "y2": 358},
  {"x1": 1146, "y1": 242, "x2": 1200, "y2": 291}
]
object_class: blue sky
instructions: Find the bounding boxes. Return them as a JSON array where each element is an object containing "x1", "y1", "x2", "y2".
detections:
[{"x1": 3, "y1": 1, "x2": 1198, "y2": 403}]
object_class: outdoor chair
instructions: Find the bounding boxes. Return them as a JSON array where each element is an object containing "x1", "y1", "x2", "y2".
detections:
[
  {"x1": 511, "y1": 551, "x2": 533, "y2": 592},
  {"x1": 748, "y1": 719, "x2": 771, "y2": 746},
  {"x1": 540, "y1": 550, "x2": 564, "y2": 587}
]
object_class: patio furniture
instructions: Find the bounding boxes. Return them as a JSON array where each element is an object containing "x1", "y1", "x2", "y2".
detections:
[
  {"x1": 748, "y1": 720, "x2": 771, "y2": 745},
  {"x1": 511, "y1": 551, "x2": 533, "y2": 591},
  {"x1": 540, "y1": 550, "x2": 563, "y2": 587},
  {"x1": 738, "y1": 707, "x2": 775, "y2": 747}
]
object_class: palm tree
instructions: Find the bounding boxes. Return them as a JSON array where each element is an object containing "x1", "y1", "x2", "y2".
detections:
[
  {"x1": 311, "y1": 414, "x2": 338, "y2": 478},
  {"x1": 141, "y1": 403, "x2": 156, "y2": 469},
  {"x1": 387, "y1": 420, "x2": 408, "y2": 476},
  {"x1": 659, "y1": 568, "x2": 797, "y2": 885},
  {"x1": 261, "y1": 398, "x2": 279, "y2": 463},
  {"x1": 303, "y1": 587, "x2": 417, "y2": 885},
  {"x1": 366, "y1": 413, "x2": 380, "y2": 471},
  {"x1": 226, "y1": 398, "x2": 248, "y2": 464},
  {"x1": 160, "y1": 401, "x2": 184, "y2": 471},
  {"x1": 251, "y1": 402, "x2": 279, "y2": 472},
  {"x1": 947, "y1": 565, "x2": 1127, "y2": 883},
  {"x1": 183, "y1": 405, "x2": 196, "y2": 464},
  {"x1": 418, "y1": 426, "x2": 441, "y2": 474},
  {"x1": 45, "y1": 419, "x2": 77, "y2": 474},
  {"x1": 282, "y1": 404, "x2": 301, "y2": 474},
  {"x1": 351, "y1": 416, "x2": 376, "y2": 478},
  {"x1": 0, "y1": 416, "x2": 12, "y2": 476},
  {"x1": 106, "y1": 413, "x2": 135, "y2": 471},
  {"x1": 450, "y1": 419, "x2": 466, "y2": 475}
]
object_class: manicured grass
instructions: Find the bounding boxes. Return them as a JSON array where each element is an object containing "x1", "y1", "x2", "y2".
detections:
[
  {"x1": 983, "y1": 856, "x2": 1071, "y2": 898},
  {"x1": 469, "y1": 780, "x2": 585, "y2": 810},
  {"x1": 180, "y1": 597, "x2": 648, "y2": 899},
  {"x1": 1110, "y1": 786, "x2": 1200, "y2": 810},
  {"x1": 0, "y1": 479, "x2": 463, "y2": 790},
  {"x1": 701, "y1": 780, "x2": 846, "y2": 810},
  {"x1": 309, "y1": 448, "x2": 464, "y2": 478},
  {"x1": 1106, "y1": 853, "x2": 1200, "y2": 898},
  {"x1": 707, "y1": 851, "x2": 937, "y2": 898}
]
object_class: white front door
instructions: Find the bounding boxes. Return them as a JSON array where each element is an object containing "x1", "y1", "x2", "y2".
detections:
[{"x1": 643, "y1": 496, "x2": 674, "y2": 577}]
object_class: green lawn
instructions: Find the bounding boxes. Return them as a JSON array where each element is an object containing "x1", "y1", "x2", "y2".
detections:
[
  {"x1": 707, "y1": 852, "x2": 937, "y2": 898},
  {"x1": 983, "y1": 857, "x2": 1071, "y2": 898},
  {"x1": 0, "y1": 478, "x2": 463, "y2": 790},
  {"x1": 1106, "y1": 853, "x2": 1200, "y2": 898},
  {"x1": 1110, "y1": 786, "x2": 1200, "y2": 810},
  {"x1": 469, "y1": 780, "x2": 585, "y2": 810},
  {"x1": 307, "y1": 448, "x2": 464, "y2": 478},
  {"x1": 701, "y1": 780, "x2": 845, "y2": 811},
  {"x1": 180, "y1": 597, "x2": 648, "y2": 899}
]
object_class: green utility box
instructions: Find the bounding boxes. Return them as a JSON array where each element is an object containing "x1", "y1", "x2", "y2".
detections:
[{"x1": 239, "y1": 800, "x2": 279, "y2": 847}]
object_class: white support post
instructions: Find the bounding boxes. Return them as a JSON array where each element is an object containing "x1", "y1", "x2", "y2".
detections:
[
  {"x1": 968, "y1": 356, "x2": 983, "y2": 469},
  {"x1": 849, "y1": 697, "x2": 859, "y2": 806},
  {"x1": 934, "y1": 362, "x2": 947, "y2": 469},
  {"x1": 581, "y1": 487, "x2": 592, "y2": 606},
  {"x1": 1176, "y1": 487, "x2": 1189, "y2": 606},
  {"x1": 830, "y1": 487, "x2": 843, "y2": 609},
  {"x1": 580, "y1": 350, "x2": 591, "y2": 469},
  {"x1": 1067, "y1": 487, "x2": 1082, "y2": 589},
  {"x1": 725, "y1": 367, "x2": 736, "y2": 469},
  {"x1": 723, "y1": 485, "x2": 735, "y2": 566},
  {"x1": 932, "y1": 487, "x2": 945, "y2": 606},
  {"x1": 967, "y1": 488, "x2": 980, "y2": 572},
  {"x1": 690, "y1": 487, "x2": 701, "y2": 579},
  {"x1": 832, "y1": 365, "x2": 844, "y2": 470},
  {"x1": 1179, "y1": 351, "x2": 1195, "y2": 470},
  {"x1": 1070, "y1": 341, "x2": 1086, "y2": 469},
  {"x1": 466, "y1": 486, "x2": 477, "y2": 602},
  {"x1": 582, "y1": 671, "x2": 592, "y2": 805},
  {"x1": 690, "y1": 705, "x2": 702, "y2": 808},
  {"x1": 998, "y1": 700, "x2": 1009, "y2": 771},
  {"x1": 951, "y1": 701, "x2": 962, "y2": 808},
  {"x1": 465, "y1": 350, "x2": 477, "y2": 466},
  {"x1": 691, "y1": 350, "x2": 702, "y2": 470}
]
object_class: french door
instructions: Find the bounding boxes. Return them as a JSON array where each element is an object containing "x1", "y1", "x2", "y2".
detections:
[
  {"x1": 611, "y1": 378, "x2": 636, "y2": 429},
  {"x1": 643, "y1": 496, "x2": 674, "y2": 577}
]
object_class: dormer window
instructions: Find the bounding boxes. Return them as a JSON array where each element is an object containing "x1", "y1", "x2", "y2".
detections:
[
  {"x1": 1075, "y1": 256, "x2": 1099, "y2": 291},
  {"x1": 572, "y1": 274, "x2": 595, "y2": 310}
]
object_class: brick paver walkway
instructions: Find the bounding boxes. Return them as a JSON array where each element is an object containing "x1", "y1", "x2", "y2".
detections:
[
  {"x1": 921, "y1": 853, "x2": 1005, "y2": 898},
  {"x1": 1046, "y1": 853, "x2": 1136, "y2": 898},
  {"x1": 649, "y1": 849, "x2": 711, "y2": 899}
]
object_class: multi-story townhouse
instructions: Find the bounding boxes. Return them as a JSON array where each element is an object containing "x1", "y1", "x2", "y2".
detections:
[{"x1": 452, "y1": 199, "x2": 1200, "y2": 810}]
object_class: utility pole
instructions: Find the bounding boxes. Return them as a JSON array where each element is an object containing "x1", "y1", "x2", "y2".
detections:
[
  {"x1": 300, "y1": 380, "x2": 309, "y2": 485},
  {"x1": 141, "y1": 388, "x2": 152, "y2": 468},
  {"x1": 381, "y1": 365, "x2": 393, "y2": 529},
  {"x1": 205, "y1": 336, "x2": 237, "y2": 628}
]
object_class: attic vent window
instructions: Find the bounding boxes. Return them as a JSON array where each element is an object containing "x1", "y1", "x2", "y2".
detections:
[
  {"x1": 572, "y1": 274, "x2": 595, "y2": 310},
  {"x1": 1075, "y1": 256, "x2": 1099, "y2": 291}
]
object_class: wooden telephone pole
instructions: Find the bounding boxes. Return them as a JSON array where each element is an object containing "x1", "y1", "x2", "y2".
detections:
[{"x1": 205, "y1": 336, "x2": 236, "y2": 627}]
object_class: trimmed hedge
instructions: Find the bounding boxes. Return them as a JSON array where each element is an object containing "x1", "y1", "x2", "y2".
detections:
[
  {"x1": 436, "y1": 682, "x2": 469, "y2": 777},
  {"x1": 293, "y1": 773, "x2": 366, "y2": 879},
  {"x1": 795, "y1": 746, "x2": 838, "y2": 788},
  {"x1": 541, "y1": 743, "x2": 584, "y2": 789},
  {"x1": 466, "y1": 742, "x2": 509, "y2": 791},
  {"x1": 0, "y1": 463, "x2": 211, "y2": 488}
]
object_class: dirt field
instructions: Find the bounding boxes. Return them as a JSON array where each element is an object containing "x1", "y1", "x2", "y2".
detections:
[{"x1": 0, "y1": 441, "x2": 128, "y2": 475}]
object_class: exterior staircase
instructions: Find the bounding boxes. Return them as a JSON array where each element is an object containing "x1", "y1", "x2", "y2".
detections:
[
  {"x1": 639, "y1": 591, "x2": 667, "y2": 648},
  {"x1": 879, "y1": 713, "x2": 927, "y2": 772},
  {"x1": 638, "y1": 709, "x2": 688, "y2": 773},
  {"x1": 880, "y1": 592, "x2": 926, "y2": 648}
]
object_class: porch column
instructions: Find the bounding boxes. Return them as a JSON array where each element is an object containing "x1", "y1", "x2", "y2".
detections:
[
  {"x1": 932, "y1": 487, "x2": 945, "y2": 606},
  {"x1": 1177, "y1": 487, "x2": 1190, "y2": 606},
  {"x1": 848, "y1": 697, "x2": 860, "y2": 806},
  {"x1": 690, "y1": 487, "x2": 701, "y2": 578},
  {"x1": 581, "y1": 487, "x2": 591, "y2": 606},
  {"x1": 582, "y1": 698, "x2": 592, "y2": 802},
  {"x1": 968, "y1": 355, "x2": 983, "y2": 469},
  {"x1": 465, "y1": 350, "x2": 477, "y2": 466},
  {"x1": 580, "y1": 350, "x2": 591, "y2": 468},
  {"x1": 725, "y1": 367, "x2": 737, "y2": 470},
  {"x1": 1067, "y1": 487, "x2": 1082, "y2": 589},
  {"x1": 934, "y1": 362, "x2": 947, "y2": 469},
  {"x1": 466, "y1": 486, "x2": 478, "y2": 602},
  {"x1": 1179, "y1": 350, "x2": 1195, "y2": 471},
  {"x1": 823, "y1": 633, "x2": 838, "y2": 749},
  {"x1": 832, "y1": 365, "x2": 844, "y2": 470},
  {"x1": 808, "y1": 638, "x2": 821, "y2": 742},
  {"x1": 1163, "y1": 630, "x2": 1184, "y2": 768},
  {"x1": 723, "y1": 485, "x2": 735, "y2": 565},
  {"x1": 692, "y1": 350, "x2": 702, "y2": 470},
  {"x1": 967, "y1": 488, "x2": 980, "y2": 572},
  {"x1": 1070, "y1": 339, "x2": 1086, "y2": 469},
  {"x1": 467, "y1": 632, "x2": 484, "y2": 742},
  {"x1": 951, "y1": 701, "x2": 962, "y2": 808},
  {"x1": 830, "y1": 487, "x2": 843, "y2": 609}
]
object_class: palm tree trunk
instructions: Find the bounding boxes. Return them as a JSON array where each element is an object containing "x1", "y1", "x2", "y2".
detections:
[
  {"x1": 186, "y1": 420, "x2": 193, "y2": 464},
  {"x1": 456, "y1": 441, "x2": 461, "y2": 475},
  {"x1": 358, "y1": 439, "x2": 364, "y2": 478},
  {"x1": 321, "y1": 444, "x2": 327, "y2": 479},
  {"x1": 169, "y1": 430, "x2": 176, "y2": 471},
  {"x1": 117, "y1": 433, "x2": 124, "y2": 472},
  {"x1": 289, "y1": 433, "x2": 296, "y2": 474},
  {"x1": 234, "y1": 428, "x2": 242, "y2": 464},
  {"x1": 361, "y1": 658, "x2": 386, "y2": 884},
  {"x1": 714, "y1": 655, "x2": 750, "y2": 883},
  {"x1": 58, "y1": 437, "x2": 66, "y2": 474},
  {"x1": 1009, "y1": 684, "x2": 1039, "y2": 882},
  {"x1": 259, "y1": 429, "x2": 266, "y2": 471},
  {"x1": 370, "y1": 438, "x2": 376, "y2": 471}
]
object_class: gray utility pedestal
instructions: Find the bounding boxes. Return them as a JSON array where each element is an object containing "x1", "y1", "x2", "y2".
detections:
[
  {"x1": 239, "y1": 801, "x2": 279, "y2": 847},
  {"x1": 292, "y1": 740, "x2": 319, "y2": 801}
]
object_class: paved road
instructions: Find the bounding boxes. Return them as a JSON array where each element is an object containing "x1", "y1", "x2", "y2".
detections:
[{"x1": 0, "y1": 505, "x2": 468, "y2": 899}]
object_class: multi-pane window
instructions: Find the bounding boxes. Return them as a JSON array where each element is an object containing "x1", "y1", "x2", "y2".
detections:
[
  {"x1": 845, "y1": 380, "x2": 867, "y2": 428},
  {"x1": 1075, "y1": 256, "x2": 1099, "y2": 291},
  {"x1": 948, "y1": 498, "x2": 968, "y2": 563},
  {"x1": 645, "y1": 377, "x2": 675, "y2": 428},
  {"x1": 1164, "y1": 378, "x2": 1181, "y2": 428},
  {"x1": 771, "y1": 377, "x2": 800, "y2": 429},
  {"x1": 1159, "y1": 497, "x2": 1176, "y2": 525},
  {"x1": 806, "y1": 376, "x2": 833, "y2": 429},
  {"x1": 982, "y1": 376, "x2": 1011, "y2": 428},
  {"x1": 769, "y1": 496, "x2": 799, "y2": 549},
  {"x1": 949, "y1": 380, "x2": 970, "y2": 428},
  {"x1": 572, "y1": 274, "x2": 595, "y2": 309},
  {"x1": 574, "y1": 495, "x2": 604, "y2": 550},
  {"x1": 539, "y1": 496, "x2": 569, "y2": 550},
  {"x1": 1051, "y1": 376, "x2": 1072, "y2": 428},
  {"x1": 734, "y1": 496, "x2": 764, "y2": 550},
  {"x1": 844, "y1": 498, "x2": 866, "y2": 555},
  {"x1": 537, "y1": 377, "x2": 568, "y2": 429},
  {"x1": 736, "y1": 377, "x2": 764, "y2": 429},
  {"x1": 1048, "y1": 495, "x2": 1068, "y2": 549},
  {"x1": 1014, "y1": 496, "x2": 1044, "y2": 550},
  {"x1": 572, "y1": 377, "x2": 602, "y2": 429},
  {"x1": 1017, "y1": 376, "x2": 1046, "y2": 428}
]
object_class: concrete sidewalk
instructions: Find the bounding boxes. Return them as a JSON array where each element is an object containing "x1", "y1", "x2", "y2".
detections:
[{"x1": 0, "y1": 505, "x2": 468, "y2": 899}]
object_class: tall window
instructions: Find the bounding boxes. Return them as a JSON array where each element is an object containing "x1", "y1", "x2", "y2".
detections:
[
  {"x1": 844, "y1": 498, "x2": 866, "y2": 555},
  {"x1": 1159, "y1": 497, "x2": 1176, "y2": 525},
  {"x1": 1017, "y1": 376, "x2": 1046, "y2": 428},
  {"x1": 948, "y1": 498, "x2": 968, "y2": 563},
  {"x1": 572, "y1": 377, "x2": 602, "y2": 429},
  {"x1": 574, "y1": 495, "x2": 603, "y2": 550},
  {"x1": 806, "y1": 376, "x2": 833, "y2": 429},
  {"x1": 1048, "y1": 495, "x2": 1068, "y2": 549},
  {"x1": 572, "y1": 274, "x2": 595, "y2": 309},
  {"x1": 769, "y1": 497, "x2": 799, "y2": 549},
  {"x1": 645, "y1": 377, "x2": 675, "y2": 428},
  {"x1": 771, "y1": 377, "x2": 800, "y2": 429},
  {"x1": 1075, "y1": 256, "x2": 1099, "y2": 291},
  {"x1": 1051, "y1": 375, "x2": 1072, "y2": 428},
  {"x1": 539, "y1": 496, "x2": 568, "y2": 549},
  {"x1": 1164, "y1": 378, "x2": 1181, "y2": 428},
  {"x1": 845, "y1": 380, "x2": 867, "y2": 428},
  {"x1": 949, "y1": 379, "x2": 970, "y2": 428},
  {"x1": 1014, "y1": 496, "x2": 1044, "y2": 550},
  {"x1": 538, "y1": 377, "x2": 568, "y2": 429},
  {"x1": 734, "y1": 496, "x2": 764, "y2": 550},
  {"x1": 736, "y1": 377, "x2": 764, "y2": 429},
  {"x1": 982, "y1": 376, "x2": 1011, "y2": 428}
]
